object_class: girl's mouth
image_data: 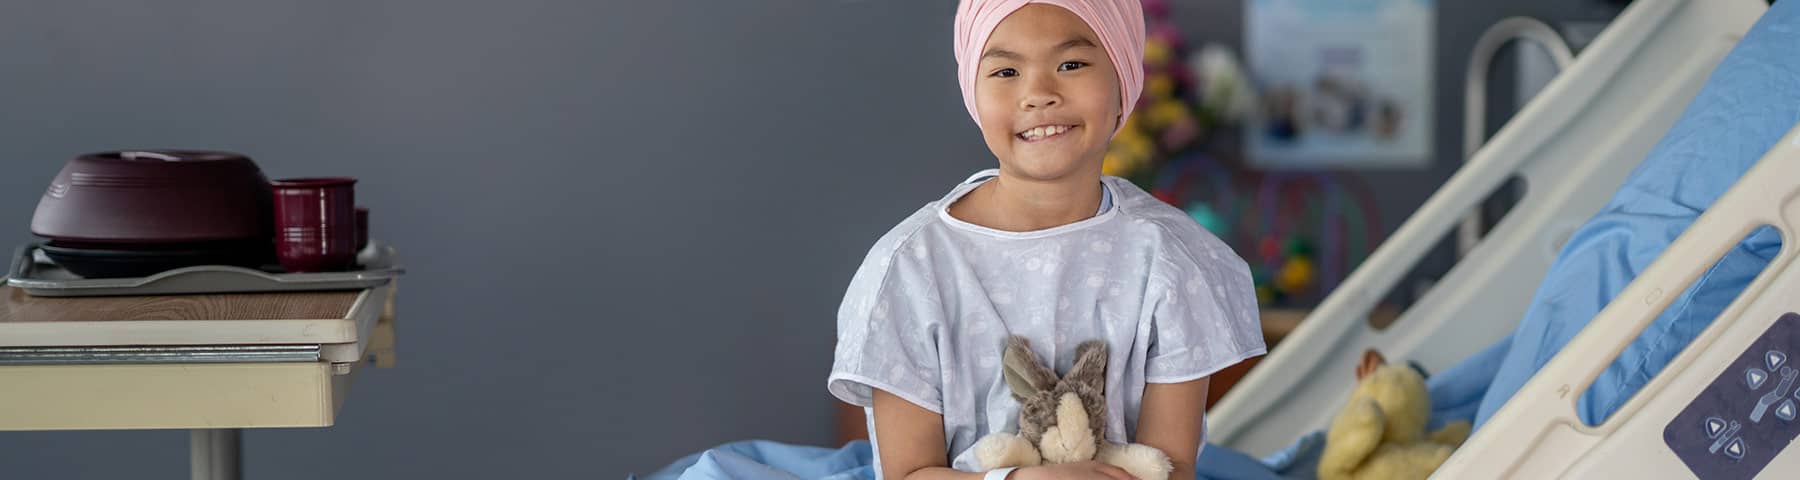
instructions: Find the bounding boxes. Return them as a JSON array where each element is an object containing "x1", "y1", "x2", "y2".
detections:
[{"x1": 1017, "y1": 124, "x2": 1077, "y2": 143}]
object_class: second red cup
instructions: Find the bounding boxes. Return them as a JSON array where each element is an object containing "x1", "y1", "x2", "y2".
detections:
[{"x1": 272, "y1": 177, "x2": 357, "y2": 272}]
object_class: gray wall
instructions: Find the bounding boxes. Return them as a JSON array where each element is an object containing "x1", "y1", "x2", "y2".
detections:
[{"x1": 0, "y1": 1, "x2": 1618, "y2": 478}]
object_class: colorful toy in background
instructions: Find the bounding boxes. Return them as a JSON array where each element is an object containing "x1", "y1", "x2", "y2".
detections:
[
  {"x1": 1249, "y1": 172, "x2": 1381, "y2": 306},
  {"x1": 1151, "y1": 154, "x2": 1381, "y2": 308},
  {"x1": 1260, "y1": 236, "x2": 1316, "y2": 306},
  {"x1": 1112, "y1": 0, "x2": 1382, "y2": 308}
]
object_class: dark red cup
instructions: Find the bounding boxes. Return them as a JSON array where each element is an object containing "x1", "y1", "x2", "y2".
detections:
[{"x1": 271, "y1": 177, "x2": 357, "y2": 272}]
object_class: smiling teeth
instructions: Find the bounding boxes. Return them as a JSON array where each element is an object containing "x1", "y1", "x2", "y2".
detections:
[{"x1": 1021, "y1": 125, "x2": 1071, "y2": 140}]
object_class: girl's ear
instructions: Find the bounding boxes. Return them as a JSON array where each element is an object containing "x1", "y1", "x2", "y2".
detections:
[
  {"x1": 1002, "y1": 336, "x2": 1058, "y2": 398},
  {"x1": 1064, "y1": 340, "x2": 1108, "y2": 394}
]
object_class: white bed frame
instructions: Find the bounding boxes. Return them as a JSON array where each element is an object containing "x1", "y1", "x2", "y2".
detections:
[
  {"x1": 1207, "y1": 0, "x2": 1770, "y2": 457},
  {"x1": 1437, "y1": 121, "x2": 1800, "y2": 479}
]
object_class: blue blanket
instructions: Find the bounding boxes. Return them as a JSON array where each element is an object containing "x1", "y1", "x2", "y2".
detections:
[
  {"x1": 635, "y1": 441, "x2": 875, "y2": 480},
  {"x1": 634, "y1": 439, "x2": 1305, "y2": 480},
  {"x1": 634, "y1": 346, "x2": 1507, "y2": 480}
]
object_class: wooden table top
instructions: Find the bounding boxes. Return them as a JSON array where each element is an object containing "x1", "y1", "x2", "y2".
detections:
[
  {"x1": 0, "y1": 287, "x2": 358, "y2": 323},
  {"x1": 0, "y1": 286, "x2": 372, "y2": 347}
]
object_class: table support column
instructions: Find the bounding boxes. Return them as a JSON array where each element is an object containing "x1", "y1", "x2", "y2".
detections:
[{"x1": 191, "y1": 428, "x2": 241, "y2": 480}]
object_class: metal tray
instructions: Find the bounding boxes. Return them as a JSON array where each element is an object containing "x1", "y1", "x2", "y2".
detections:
[{"x1": 6, "y1": 241, "x2": 404, "y2": 297}]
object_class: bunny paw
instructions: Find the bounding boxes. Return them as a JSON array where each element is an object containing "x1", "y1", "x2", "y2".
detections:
[
  {"x1": 974, "y1": 432, "x2": 1042, "y2": 469},
  {"x1": 1098, "y1": 442, "x2": 1171, "y2": 480}
]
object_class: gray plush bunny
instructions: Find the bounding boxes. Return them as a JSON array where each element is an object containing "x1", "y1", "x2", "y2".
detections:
[{"x1": 972, "y1": 336, "x2": 1172, "y2": 480}]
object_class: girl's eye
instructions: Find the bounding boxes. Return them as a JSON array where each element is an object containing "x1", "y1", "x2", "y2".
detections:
[
  {"x1": 1059, "y1": 61, "x2": 1088, "y2": 71},
  {"x1": 990, "y1": 68, "x2": 1018, "y2": 78}
]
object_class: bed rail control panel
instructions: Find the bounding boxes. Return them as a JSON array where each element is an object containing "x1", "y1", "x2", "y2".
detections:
[{"x1": 1666, "y1": 312, "x2": 1800, "y2": 479}]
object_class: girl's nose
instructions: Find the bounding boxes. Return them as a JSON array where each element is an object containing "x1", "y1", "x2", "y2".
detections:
[{"x1": 1021, "y1": 78, "x2": 1061, "y2": 110}]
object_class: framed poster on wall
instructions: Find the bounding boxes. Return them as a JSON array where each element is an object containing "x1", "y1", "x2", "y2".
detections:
[{"x1": 1245, "y1": 0, "x2": 1435, "y2": 169}]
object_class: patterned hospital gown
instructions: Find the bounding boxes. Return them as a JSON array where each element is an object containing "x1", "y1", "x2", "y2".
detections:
[{"x1": 827, "y1": 169, "x2": 1265, "y2": 474}]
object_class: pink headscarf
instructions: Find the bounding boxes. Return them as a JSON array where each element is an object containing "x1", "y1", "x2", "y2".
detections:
[{"x1": 953, "y1": 0, "x2": 1145, "y2": 136}]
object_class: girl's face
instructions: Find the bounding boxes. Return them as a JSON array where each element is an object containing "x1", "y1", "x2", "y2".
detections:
[{"x1": 975, "y1": 4, "x2": 1121, "y2": 183}]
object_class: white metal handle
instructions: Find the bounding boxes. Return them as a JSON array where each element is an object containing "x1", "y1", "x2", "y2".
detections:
[{"x1": 1459, "y1": 17, "x2": 1575, "y2": 257}]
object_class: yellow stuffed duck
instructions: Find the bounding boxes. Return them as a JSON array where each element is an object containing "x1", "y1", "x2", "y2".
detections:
[{"x1": 1318, "y1": 350, "x2": 1472, "y2": 480}]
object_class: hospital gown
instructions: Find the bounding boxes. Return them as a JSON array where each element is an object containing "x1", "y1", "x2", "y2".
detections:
[{"x1": 827, "y1": 169, "x2": 1265, "y2": 473}]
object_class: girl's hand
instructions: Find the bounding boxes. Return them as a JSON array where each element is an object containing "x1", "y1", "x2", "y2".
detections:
[{"x1": 1013, "y1": 461, "x2": 1137, "y2": 480}]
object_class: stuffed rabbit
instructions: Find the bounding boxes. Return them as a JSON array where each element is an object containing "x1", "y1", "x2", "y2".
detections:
[{"x1": 972, "y1": 336, "x2": 1172, "y2": 480}]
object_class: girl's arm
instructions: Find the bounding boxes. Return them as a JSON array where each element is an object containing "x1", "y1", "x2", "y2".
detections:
[
  {"x1": 872, "y1": 388, "x2": 972, "y2": 480},
  {"x1": 1135, "y1": 377, "x2": 1210, "y2": 480},
  {"x1": 872, "y1": 389, "x2": 1133, "y2": 480}
]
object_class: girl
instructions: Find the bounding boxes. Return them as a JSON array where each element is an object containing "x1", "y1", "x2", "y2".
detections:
[{"x1": 828, "y1": 2, "x2": 1263, "y2": 479}]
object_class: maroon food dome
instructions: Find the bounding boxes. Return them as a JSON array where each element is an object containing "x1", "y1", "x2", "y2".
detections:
[{"x1": 30, "y1": 150, "x2": 274, "y2": 245}]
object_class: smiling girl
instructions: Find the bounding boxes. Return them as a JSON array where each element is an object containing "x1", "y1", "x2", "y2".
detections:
[{"x1": 828, "y1": 2, "x2": 1264, "y2": 479}]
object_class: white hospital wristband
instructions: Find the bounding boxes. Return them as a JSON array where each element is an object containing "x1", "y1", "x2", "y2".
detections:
[{"x1": 984, "y1": 467, "x2": 1019, "y2": 480}]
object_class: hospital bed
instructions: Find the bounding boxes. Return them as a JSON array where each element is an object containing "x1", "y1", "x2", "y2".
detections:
[
  {"x1": 1436, "y1": 122, "x2": 1800, "y2": 478},
  {"x1": 1207, "y1": 0, "x2": 1771, "y2": 459}
]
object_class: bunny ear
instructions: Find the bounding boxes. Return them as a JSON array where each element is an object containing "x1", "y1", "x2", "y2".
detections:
[
  {"x1": 1063, "y1": 340, "x2": 1109, "y2": 394},
  {"x1": 1002, "y1": 336, "x2": 1057, "y2": 398}
]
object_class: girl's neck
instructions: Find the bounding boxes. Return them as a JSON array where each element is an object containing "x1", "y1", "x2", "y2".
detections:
[{"x1": 949, "y1": 169, "x2": 1105, "y2": 232}]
